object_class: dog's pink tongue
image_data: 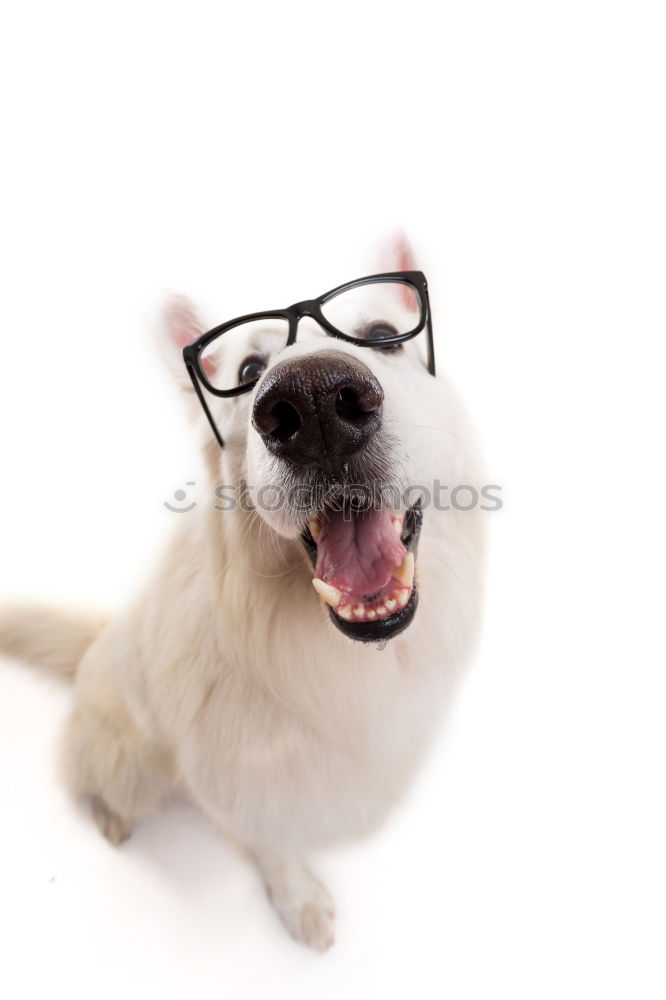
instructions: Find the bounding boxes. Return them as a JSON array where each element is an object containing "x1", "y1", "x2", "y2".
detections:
[{"x1": 315, "y1": 508, "x2": 406, "y2": 598}]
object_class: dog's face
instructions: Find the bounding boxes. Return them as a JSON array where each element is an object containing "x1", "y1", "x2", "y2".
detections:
[{"x1": 165, "y1": 240, "x2": 471, "y2": 644}]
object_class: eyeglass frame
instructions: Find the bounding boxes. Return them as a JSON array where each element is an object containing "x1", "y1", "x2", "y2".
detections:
[{"x1": 182, "y1": 270, "x2": 436, "y2": 449}]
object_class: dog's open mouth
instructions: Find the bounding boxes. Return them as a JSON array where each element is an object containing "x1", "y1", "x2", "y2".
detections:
[{"x1": 301, "y1": 501, "x2": 422, "y2": 643}]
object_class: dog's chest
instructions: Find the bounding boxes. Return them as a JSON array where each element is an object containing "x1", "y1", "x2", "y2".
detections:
[{"x1": 176, "y1": 647, "x2": 445, "y2": 849}]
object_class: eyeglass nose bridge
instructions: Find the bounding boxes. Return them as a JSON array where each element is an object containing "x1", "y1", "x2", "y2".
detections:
[
  {"x1": 285, "y1": 299, "x2": 323, "y2": 345},
  {"x1": 289, "y1": 299, "x2": 318, "y2": 316}
]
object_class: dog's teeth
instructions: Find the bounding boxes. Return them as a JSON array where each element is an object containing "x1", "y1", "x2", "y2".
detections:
[
  {"x1": 393, "y1": 551, "x2": 415, "y2": 588},
  {"x1": 384, "y1": 597, "x2": 397, "y2": 612},
  {"x1": 391, "y1": 517, "x2": 403, "y2": 537},
  {"x1": 353, "y1": 604, "x2": 366, "y2": 620},
  {"x1": 312, "y1": 578, "x2": 341, "y2": 608},
  {"x1": 338, "y1": 605, "x2": 352, "y2": 620},
  {"x1": 396, "y1": 588, "x2": 410, "y2": 608},
  {"x1": 375, "y1": 605, "x2": 386, "y2": 617},
  {"x1": 366, "y1": 609, "x2": 376, "y2": 620},
  {"x1": 308, "y1": 518, "x2": 321, "y2": 542}
]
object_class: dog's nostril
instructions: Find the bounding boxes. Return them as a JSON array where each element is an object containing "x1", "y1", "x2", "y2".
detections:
[
  {"x1": 269, "y1": 400, "x2": 302, "y2": 441},
  {"x1": 335, "y1": 384, "x2": 383, "y2": 423}
]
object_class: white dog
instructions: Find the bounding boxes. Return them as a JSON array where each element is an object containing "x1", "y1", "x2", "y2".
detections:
[{"x1": 0, "y1": 238, "x2": 485, "y2": 951}]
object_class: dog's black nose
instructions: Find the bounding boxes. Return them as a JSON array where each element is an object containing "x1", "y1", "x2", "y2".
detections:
[{"x1": 252, "y1": 350, "x2": 383, "y2": 469}]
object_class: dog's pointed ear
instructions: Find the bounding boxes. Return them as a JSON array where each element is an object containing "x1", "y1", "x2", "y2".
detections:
[
  {"x1": 160, "y1": 295, "x2": 216, "y2": 390},
  {"x1": 383, "y1": 232, "x2": 419, "y2": 309},
  {"x1": 164, "y1": 294, "x2": 202, "y2": 352}
]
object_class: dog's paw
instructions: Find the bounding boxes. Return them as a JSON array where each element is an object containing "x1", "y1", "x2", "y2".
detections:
[
  {"x1": 91, "y1": 796, "x2": 133, "y2": 846},
  {"x1": 277, "y1": 887, "x2": 335, "y2": 952},
  {"x1": 260, "y1": 854, "x2": 336, "y2": 952}
]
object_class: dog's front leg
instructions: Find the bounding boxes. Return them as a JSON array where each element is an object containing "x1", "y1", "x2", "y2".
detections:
[{"x1": 252, "y1": 848, "x2": 335, "y2": 952}]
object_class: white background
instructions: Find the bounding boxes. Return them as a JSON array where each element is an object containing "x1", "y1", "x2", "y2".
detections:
[{"x1": 0, "y1": 2, "x2": 664, "y2": 997}]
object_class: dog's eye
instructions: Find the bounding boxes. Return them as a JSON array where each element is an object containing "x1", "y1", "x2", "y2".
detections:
[
  {"x1": 238, "y1": 355, "x2": 266, "y2": 385},
  {"x1": 365, "y1": 322, "x2": 403, "y2": 352}
]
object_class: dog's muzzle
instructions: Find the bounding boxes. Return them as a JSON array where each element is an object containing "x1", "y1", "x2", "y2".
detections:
[
  {"x1": 252, "y1": 349, "x2": 421, "y2": 645},
  {"x1": 252, "y1": 350, "x2": 383, "y2": 473}
]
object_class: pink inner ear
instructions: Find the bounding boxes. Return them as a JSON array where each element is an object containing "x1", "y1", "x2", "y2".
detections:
[
  {"x1": 393, "y1": 232, "x2": 415, "y2": 273},
  {"x1": 388, "y1": 233, "x2": 419, "y2": 310},
  {"x1": 164, "y1": 295, "x2": 216, "y2": 376}
]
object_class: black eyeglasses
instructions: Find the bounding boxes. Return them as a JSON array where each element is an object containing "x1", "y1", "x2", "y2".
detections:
[{"x1": 182, "y1": 270, "x2": 436, "y2": 448}]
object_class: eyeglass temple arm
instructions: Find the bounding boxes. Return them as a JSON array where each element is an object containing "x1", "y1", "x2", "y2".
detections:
[
  {"x1": 186, "y1": 363, "x2": 226, "y2": 449},
  {"x1": 423, "y1": 285, "x2": 436, "y2": 376}
]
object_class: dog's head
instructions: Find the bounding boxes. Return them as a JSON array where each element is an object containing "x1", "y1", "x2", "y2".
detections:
[{"x1": 164, "y1": 238, "x2": 474, "y2": 644}]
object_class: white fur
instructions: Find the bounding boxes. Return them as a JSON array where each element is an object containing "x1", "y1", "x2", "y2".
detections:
[{"x1": 0, "y1": 243, "x2": 485, "y2": 951}]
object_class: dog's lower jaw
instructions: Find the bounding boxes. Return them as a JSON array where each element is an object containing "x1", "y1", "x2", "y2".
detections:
[{"x1": 327, "y1": 584, "x2": 418, "y2": 642}]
